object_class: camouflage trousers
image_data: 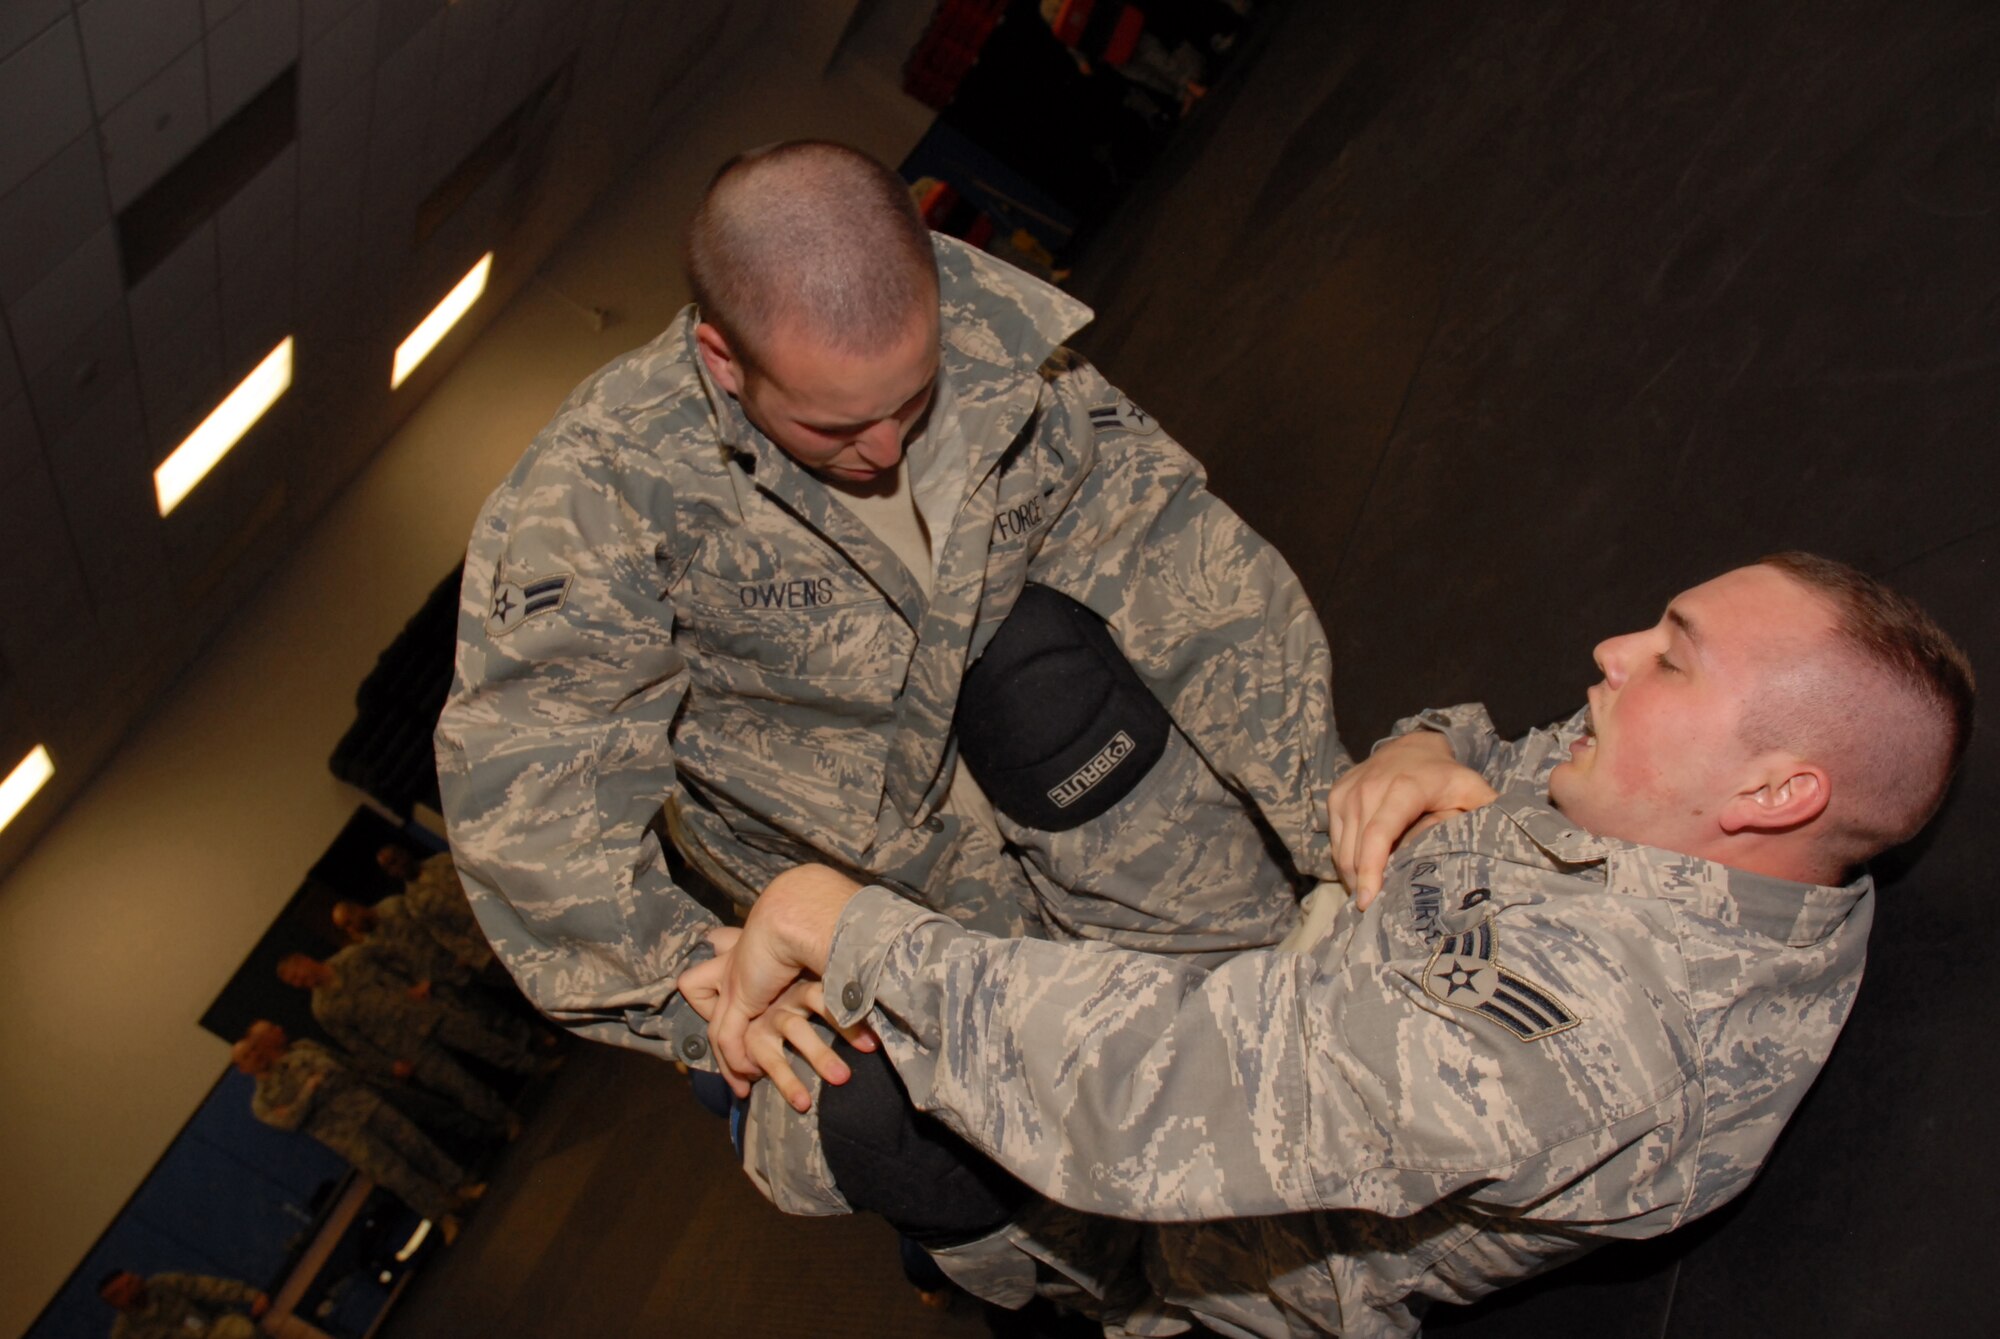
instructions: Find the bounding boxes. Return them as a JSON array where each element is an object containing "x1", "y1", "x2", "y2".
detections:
[
  {"x1": 310, "y1": 1090, "x2": 469, "y2": 1222},
  {"x1": 429, "y1": 993, "x2": 547, "y2": 1076},
  {"x1": 407, "y1": 1042, "x2": 512, "y2": 1126},
  {"x1": 379, "y1": 1074, "x2": 508, "y2": 1144}
]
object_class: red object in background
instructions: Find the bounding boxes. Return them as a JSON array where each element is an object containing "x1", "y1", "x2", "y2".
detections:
[
  {"x1": 1049, "y1": 1, "x2": 1145, "y2": 67},
  {"x1": 915, "y1": 178, "x2": 961, "y2": 227},
  {"x1": 1102, "y1": 5, "x2": 1143, "y2": 65},
  {"x1": 912, "y1": 176, "x2": 997, "y2": 250},
  {"x1": 1049, "y1": 0, "x2": 1095, "y2": 46},
  {"x1": 904, "y1": 0, "x2": 1011, "y2": 109}
]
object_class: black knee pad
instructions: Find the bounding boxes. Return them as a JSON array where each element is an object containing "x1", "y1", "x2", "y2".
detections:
[
  {"x1": 818, "y1": 1039, "x2": 1023, "y2": 1248},
  {"x1": 955, "y1": 585, "x2": 1170, "y2": 832}
]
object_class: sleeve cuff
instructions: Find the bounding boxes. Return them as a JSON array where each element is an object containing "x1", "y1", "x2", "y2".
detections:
[
  {"x1": 1373, "y1": 702, "x2": 1498, "y2": 769},
  {"x1": 823, "y1": 884, "x2": 950, "y2": 1028},
  {"x1": 653, "y1": 993, "x2": 721, "y2": 1071}
]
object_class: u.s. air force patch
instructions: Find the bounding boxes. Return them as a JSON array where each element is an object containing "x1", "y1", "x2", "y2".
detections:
[
  {"x1": 1088, "y1": 396, "x2": 1160, "y2": 436},
  {"x1": 1422, "y1": 917, "x2": 1580, "y2": 1042},
  {"x1": 487, "y1": 573, "x2": 573, "y2": 636}
]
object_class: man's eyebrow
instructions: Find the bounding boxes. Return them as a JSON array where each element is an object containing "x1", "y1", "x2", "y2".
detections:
[
  {"x1": 1667, "y1": 606, "x2": 1701, "y2": 647},
  {"x1": 802, "y1": 376, "x2": 936, "y2": 434}
]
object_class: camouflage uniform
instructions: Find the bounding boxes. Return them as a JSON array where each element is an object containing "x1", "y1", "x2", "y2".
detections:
[
  {"x1": 820, "y1": 704, "x2": 1874, "y2": 1337},
  {"x1": 110, "y1": 1273, "x2": 261, "y2": 1339},
  {"x1": 306, "y1": 943, "x2": 514, "y2": 1125},
  {"x1": 402, "y1": 853, "x2": 496, "y2": 972},
  {"x1": 251, "y1": 1039, "x2": 470, "y2": 1222},
  {"x1": 435, "y1": 234, "x2": 1341, "y2": 1080},
  {"x1": 343, "y1": 940, "x2": 540, "y2": 1074},
  {"x1": 363, "y1": 892, "x2": 472, "y2": 989}
]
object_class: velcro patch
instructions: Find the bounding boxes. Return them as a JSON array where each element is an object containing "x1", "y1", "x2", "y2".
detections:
[
  {"x1": 1422, "y1": 919, "x2": 1580, "y2": 1042},
  {"x1": 487, "y1": 572, "x2": 573, "y2": 636},
  {"x1": 1088, "y1": 396, "x2": 1159, "y2": 436}
]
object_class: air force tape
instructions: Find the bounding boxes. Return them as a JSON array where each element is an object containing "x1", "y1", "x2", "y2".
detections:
[
  {"x1": 487, "y1": 572, "x2": 573, "y2": 636},
  {"x1": 1421, "y1": 917, "x2": 1580, "y2": 1042}
]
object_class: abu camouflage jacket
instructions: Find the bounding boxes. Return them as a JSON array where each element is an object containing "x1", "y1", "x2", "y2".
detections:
[
  {"x1": 822, "y1": 704, "x2": 1873, "y2": 1336},
  {"x1": 436, "y1": 235, "x2": 1341, "y2": 1067}
]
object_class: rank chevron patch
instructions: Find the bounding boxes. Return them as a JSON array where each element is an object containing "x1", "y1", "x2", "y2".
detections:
[
  {"x1": 487, "y1": 572, "x2": 573, "y2": 637},
  {"x1": 1087, "y1": 396, "x2": 1160, "y2": 436},
  {"x1": 1421, "y1": 917, "x2": 1581, "y2": 1042}
]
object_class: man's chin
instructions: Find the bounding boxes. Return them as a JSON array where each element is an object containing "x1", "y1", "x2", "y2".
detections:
[{"x1": 821, "y1": 466, "x2": 896, "y2": 496}]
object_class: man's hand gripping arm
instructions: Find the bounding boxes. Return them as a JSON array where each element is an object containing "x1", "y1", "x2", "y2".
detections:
[
  {"x1": 1327, "y1": 732, "x2": 1498, "y2": 906},
  {"x1": 678, "y1": 866, "x2": 878, "y2": 1110}
]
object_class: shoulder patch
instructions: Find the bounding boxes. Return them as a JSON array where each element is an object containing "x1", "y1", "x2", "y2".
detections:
[
  {"x1": 1422, "y1": 919, "x2": 1581, "y2": 1042},
  {"x1": 487, "y1": 572, "x2": 573, "y2": 636},
  {"x1": 1087, "y1": 395, "x2": 1160, "y2": 437}
]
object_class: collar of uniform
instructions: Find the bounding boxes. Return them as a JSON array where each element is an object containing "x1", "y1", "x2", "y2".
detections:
[
  {"x1": 683, "y1": 307, "x2": 751, "y2": 460},
  {"x1": 932, "y1": 233, "x2": 1092, "y2": 370},
  {"x1": 932, "y1": 234, "x2": 1093, "y2": 482},
  {"x1": 1495, "y1": 794, "x2": 1610, "y2": 866},
  {"x1": 1497, "y1": 794, "x2": 1870, "y2": 948},
  {"x1": 1725, "y1": 864, "x2": 1871, "y2": 948}
]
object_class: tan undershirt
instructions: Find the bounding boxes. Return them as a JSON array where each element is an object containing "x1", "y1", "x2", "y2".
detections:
[{"x1": 1276, "y1": 881, "x2": 1348, "y2": 953}]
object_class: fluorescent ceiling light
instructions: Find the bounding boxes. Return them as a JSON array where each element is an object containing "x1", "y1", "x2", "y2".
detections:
[
  {"x1": 0, "y1": 745, "x2": 54, "y2": 834},
  {"x1": 155, "y1": 336, "x2": 294, "y2": 516},
  {"x1": 392, "y1": 252, "x2": 494, "y2": 390}
]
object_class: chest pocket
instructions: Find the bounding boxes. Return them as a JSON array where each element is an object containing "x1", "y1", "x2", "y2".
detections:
[{"x1": 677, "y1": 537, "x2": 911, "y2": 687}]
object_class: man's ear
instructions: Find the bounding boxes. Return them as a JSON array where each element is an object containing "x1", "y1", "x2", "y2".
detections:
[
  {"x1": 1719, "y1": 759, "x2": 1831, "y2": 834},
  {"x1": 695, "y1": 321, "x2": 744, "y2": 396}
]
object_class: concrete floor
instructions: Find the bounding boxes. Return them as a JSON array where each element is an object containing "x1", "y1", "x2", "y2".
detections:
[{"x1": 385, "y1": 1, "x2": 1999, "y2": 1334}]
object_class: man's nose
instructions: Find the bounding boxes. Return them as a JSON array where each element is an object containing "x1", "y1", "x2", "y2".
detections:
[
  {"x1": 853, "y1": 419, "x2": 904, "y2": 469},
  {"x1": 1594, "y1": 633, "x2": 1633, "y2": 688}
]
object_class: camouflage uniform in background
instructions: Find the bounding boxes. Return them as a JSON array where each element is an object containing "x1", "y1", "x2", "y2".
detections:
[
  {"x1": 251, "y1": 1038, "x2": 471, "y2": 1222},
  {"x1": 109, "y1": 1273, "x2": 261, "y2": 1339},
  {"x1": 436, "y1": 235, "x2": 1341, "y2": 1099},
  {"x1": 306, "y1": 943, "x2": 514, "y2": 1126},
  {"x1": 819, "y1": 704, "x2": 1875, "y2": 1337},
  {"x1": 338, "y1": 939, "x2": 542, "y2": 1074},
  {"x1": 362, "y1": 892, "x2": 473, "y2": 989},
  {"x1": 402, "y1": 853, "x2": 495, "y2": 972}
]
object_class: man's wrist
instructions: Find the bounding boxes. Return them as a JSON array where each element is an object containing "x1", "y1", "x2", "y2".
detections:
[
  {"x1": 1376, "y1": 728, "x2": 1454, "y2": 759},
  {"x1": 765, "y1": 865, "x2": 865, "y2": 974}
]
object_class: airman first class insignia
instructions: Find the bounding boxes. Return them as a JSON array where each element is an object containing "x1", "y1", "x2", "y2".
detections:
[
  {"x1": 1422, "y1": 915, "x2": 1580, "y2": 1042},
  {"x1": 487, "y1": 573, "x2": 573, "y2": 636},
  {"x1": 1088, "y1": 396, "x2": 1160, "y2": 436}
]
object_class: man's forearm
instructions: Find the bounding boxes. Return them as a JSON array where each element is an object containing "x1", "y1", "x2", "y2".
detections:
[{"x1": 821, "y1": 886, "x2": 1311, "y2": 1220}]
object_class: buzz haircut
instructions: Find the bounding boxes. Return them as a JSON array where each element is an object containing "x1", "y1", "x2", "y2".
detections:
[
  {"x1": 685, "y1": 141, "x2": 938, "y2": 370},
  {"x1": 1744, "y1": 551, "x2": 1975, "y2": 868}
]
